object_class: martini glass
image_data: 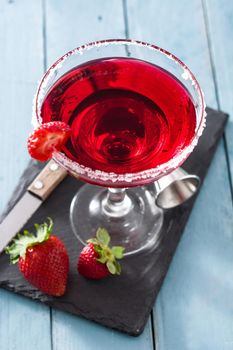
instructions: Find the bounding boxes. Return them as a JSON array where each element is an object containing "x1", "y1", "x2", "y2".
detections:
[{"x1": 33, "y1": 39, "x2": 205, "y2": 256}]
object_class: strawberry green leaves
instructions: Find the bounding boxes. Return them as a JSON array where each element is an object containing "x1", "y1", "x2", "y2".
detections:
[
  {"x1": 106, "y1": 261, "x2": 117, "y2": 274},
  {"x1": 5, "y1": 218, "x2": 54, "y2": 264},
  {"x1": 96, "y1": 228, "x2": 110, "y2": 245},
  {"x1": 112, "y1": 246, "x2": 125, "y2": 259},
  {"x1": 87, "y1": 228, "x2": 125, "y2": 276}
]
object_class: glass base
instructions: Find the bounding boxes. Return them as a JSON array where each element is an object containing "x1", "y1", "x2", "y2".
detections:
[{"x1": 70, "y1": 184, "x2": 163, "y2": 256}]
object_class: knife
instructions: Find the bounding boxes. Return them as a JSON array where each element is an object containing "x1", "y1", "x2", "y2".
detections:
[{"x1": 0, "y1": 160, "x2": 67, "y2": 253}]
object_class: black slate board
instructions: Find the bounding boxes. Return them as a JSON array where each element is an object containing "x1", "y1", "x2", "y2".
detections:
[{"x1": 0, "y1": 108, "x2": 228, "y2": 336}]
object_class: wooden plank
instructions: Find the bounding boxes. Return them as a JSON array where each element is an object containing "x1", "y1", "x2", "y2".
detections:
[
  {"x1": 52, "y1": 310, "x2": 154, "y2": 350},
  {"x1": 0, "y1": 289, "x2": 51, "y2": 350},
  {"x1": 45, "y1": 1, "x2": 154, "y2": 348},
  {"x1": 126, "y1": 0, "x2": 233, "y2": 349},
  {"x1": 126, "y1": 0, "x2": 216, "y2": 108},
  {"x1": 45, "y1": 0, "x2": 126, "y2": 65},
  {"x1": 0, "y1": 0, "x2": 44, "y2": 209},
  {"x1": 155, "y1": 141, "x2": 233, "y2": 350},
  {"x1": 0, "y1": 1, "x2": 51, "y2": 350},
  {"x1": 204, "y1": 0, "x2": 233, "y2": 188}
]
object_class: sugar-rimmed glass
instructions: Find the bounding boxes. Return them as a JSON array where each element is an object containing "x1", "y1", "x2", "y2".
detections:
[{"x1": 33, "y1": 39, "x2": 205, "y2": 255}]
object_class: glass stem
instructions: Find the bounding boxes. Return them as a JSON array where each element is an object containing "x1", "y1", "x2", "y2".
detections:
[
  {"x1": 107, "y1": 188, "x2": 126, "y2": 204},
  {"x1": 102, "y1": 188, "x2": 132, "y2": 217}
]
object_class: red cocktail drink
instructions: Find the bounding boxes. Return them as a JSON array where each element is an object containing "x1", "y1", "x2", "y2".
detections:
[
  {"x1": 34, "y1": 40, "x2": 205, "y2": 254},
  {"x1": 41, "y1": 57, "x2": 196, "y2": 179}
]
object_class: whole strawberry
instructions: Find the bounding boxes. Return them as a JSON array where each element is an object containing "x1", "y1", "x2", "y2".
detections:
[
  {"x1": 27, "y1": 121, "x2": 71, "y2": 161},
  {"x1": 78, "y1": 228, "x2": 125, "y2": 280},
  {"x1": 5, "y1": 218, "x2": 69, "y2": 296}
]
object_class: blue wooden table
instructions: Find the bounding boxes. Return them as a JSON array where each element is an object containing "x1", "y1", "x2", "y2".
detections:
[{"x1": 1, "y1": 1, "x2": 233, "y2": 349}]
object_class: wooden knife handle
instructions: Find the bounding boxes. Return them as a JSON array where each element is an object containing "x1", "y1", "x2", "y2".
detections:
[{"x1": 27, "y1": 160, "x2": 67, "y2": 200}]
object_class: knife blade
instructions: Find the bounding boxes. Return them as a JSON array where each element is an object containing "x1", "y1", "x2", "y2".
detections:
[{"x1": 0, "y1": 160, "x2": 67, "y2": 252}]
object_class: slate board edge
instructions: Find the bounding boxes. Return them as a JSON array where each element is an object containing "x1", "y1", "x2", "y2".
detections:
[{"x1": 0, "y1": 108, "x2": 229, "y2": 336}]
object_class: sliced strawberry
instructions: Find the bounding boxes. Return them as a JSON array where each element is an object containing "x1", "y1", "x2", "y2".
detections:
[{"x1": 27, "y1": 121, "x2": 71, "y2": 161}]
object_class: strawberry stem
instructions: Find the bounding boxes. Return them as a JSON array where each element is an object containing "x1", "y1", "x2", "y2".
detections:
[
  {"x1": 5, "y1": 218, "x2": 54, "y2": 264},
  {"x1": 89, "y1": 228, "x2": 125, "y2": 275}
]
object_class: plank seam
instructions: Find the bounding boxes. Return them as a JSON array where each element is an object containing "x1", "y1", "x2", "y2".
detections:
[
  {"x1": 150, "y1": 311, "x2": 157, "y2": 350},
  {"x1": 42, "y1": 0, "x2": 48, "y2": 71},
  {"x1": 122, "y1": 0, "x2": 129, "y2": 38},
  {"x1": 202, "y1": 0, "x2": 233, "y2": 204},
  {"x1": 201, "y1": 0, "x2": 220, "y2": 107},
  {"x1": 223, "y1": 135, "x2": 233, "y2": 205},
  {"x1": 50, "y1": 308, "x2": 54, "y2": 350},
  {"x1": 122, "y1": 0, "x2": 131, "y2": 57}
]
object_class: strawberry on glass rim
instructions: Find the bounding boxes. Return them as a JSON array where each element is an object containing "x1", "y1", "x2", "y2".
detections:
[{"x1": 27, "y1": 121, "x2": 71, "y2": 161}]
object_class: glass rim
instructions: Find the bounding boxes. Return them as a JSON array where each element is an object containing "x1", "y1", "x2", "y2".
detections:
[{"x1": 33, "y1": 39, "x2": 206, "y2": 185}]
